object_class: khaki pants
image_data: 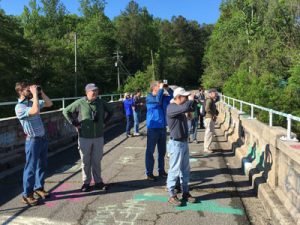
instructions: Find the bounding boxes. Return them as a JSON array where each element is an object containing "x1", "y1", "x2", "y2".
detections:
[
  {"x1": 204, "y1": 118, "x2": 215, "y2": 151},
  {"x1": 78, "y1": 137, "x2": 104, "y2": 184}
]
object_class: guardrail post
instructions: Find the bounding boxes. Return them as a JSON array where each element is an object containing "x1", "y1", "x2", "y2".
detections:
[
  {"x1": 119, "y1": 94, "x2": 122, "y2": 100},
  {"x1": 110, "y1": 95, "x2": 114, "y2": 102},
  {"x1": 287, "y1": 114, "x2": 292, "y2": 140},
  {"x1": 269, "y1": 110, "x2": 273, "y2": 127},
  {"x1": 251, "y1": 104, "x2": 254, "y2": 119},
  {"x1": 62, "y1": 98, "x2": 65, "y2": 109},
  {"x1": 240, "y1": 102, "x2": 243, "y2": 112},
  {"x1": 233, "y1": 99, "x2": 235, "y2": 108},
  {"x1": 227, "y1": 97, "x2": 230, "y2": 105}
]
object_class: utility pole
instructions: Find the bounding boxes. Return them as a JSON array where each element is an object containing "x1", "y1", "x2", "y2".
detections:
[
  {"x1": 74, "y1": 32, "x2": 78, "y2": 97},
  {"x1": 114, "y1": 50, "x2": 122, "y2": 91},
  {"x1": 151, "y1": 50, "x2": 155, "y2": 80}
]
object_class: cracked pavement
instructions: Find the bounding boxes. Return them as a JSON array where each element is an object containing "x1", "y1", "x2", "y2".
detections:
[{"x1": 0, "y1": 122, "x2": 271, "y2": 225}]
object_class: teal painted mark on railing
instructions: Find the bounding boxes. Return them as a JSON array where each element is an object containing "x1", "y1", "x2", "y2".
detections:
[{"x1": 133, "y1": 193, "x2": 244, "y2": 216}]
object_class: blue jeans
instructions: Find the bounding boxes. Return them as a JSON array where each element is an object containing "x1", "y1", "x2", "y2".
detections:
[
  {"x1": 145, "y1": 128, "x2": 166, "y2": 176},
  {"x1": 23, "y1": 136, "x2": 48, "y2": 197},
  {"x1": 190, "y1": 118, "x2": 198, "y2": 141},
  {"x1": 133, "y1": 110, "x2": 141, "y2": 133},
  {"x1": 167, "y1": 139, "x2": 190, "y2": 197},
  {"x1": 126, "y1": 115, "x2": 133, "y2": 135}
]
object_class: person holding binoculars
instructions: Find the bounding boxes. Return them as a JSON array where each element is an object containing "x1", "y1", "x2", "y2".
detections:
[
  {"x1": 63, "y1": 83, "x2": 114, "y2": 192},
  {"x1": 15, "y1": 81, "x2": 53, "y2": 206}
]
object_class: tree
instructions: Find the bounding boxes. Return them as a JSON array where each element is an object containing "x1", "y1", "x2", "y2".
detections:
[
  {"x1": 79, "y1": 0, "x2": 106, "y2": 17},
  {"x1": 114, "y1": 1, "x2": 160, "y2": 74},
  {"x1": 0, "y1": 11, "x2": 31, "y2": 101},
  {"x1": 202, "y1": 0, "x2": 300, "y2": 121}
]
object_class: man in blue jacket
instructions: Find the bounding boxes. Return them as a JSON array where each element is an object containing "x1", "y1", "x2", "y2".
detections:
[{"x1": 145, "y1": 81, "x2": 173, "y2": 180}]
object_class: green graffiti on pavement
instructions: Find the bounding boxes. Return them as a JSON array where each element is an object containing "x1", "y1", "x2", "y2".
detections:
[{"x1": 133, "y1": 193, "x2": 244, "y2": 216}]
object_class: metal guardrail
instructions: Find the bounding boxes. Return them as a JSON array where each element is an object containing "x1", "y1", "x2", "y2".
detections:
[
  {"x1": 221, "y1": 94, "x2": 300, "y2": 142},
  {"x1": 0, "y1": 94, "x2": 124, "y2": 107},
  {"x1": 0, "y1": 94, "x2": 124, "y2": 120}
]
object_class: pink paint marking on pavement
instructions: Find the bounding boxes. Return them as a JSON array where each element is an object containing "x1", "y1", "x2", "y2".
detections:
[
  {"x1": 290, "y1": 145, "x2": 300, "y2": 150},
  {"x1": 45, "y1": 183, "x2": 86, "y2": 207}
]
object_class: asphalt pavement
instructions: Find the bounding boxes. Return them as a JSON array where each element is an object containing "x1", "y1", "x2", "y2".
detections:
[{"x1": 0, "y1": 122, "x2": 272, "y2": 225}]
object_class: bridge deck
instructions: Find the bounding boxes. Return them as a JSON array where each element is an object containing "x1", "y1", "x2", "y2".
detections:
[{"x1": 0, "y1": 122, "x2": 271, "y2": 225}]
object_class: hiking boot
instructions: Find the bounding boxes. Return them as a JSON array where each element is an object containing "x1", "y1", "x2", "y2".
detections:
[
  {"x1": 35, "y1": 189, "x2": 50, "y2": 199},
  {"x1": 133, "y1": 132, "x2": 141, "y2": 136},
  {"x1": 81, "y1": 184, "x2": 91, "y2": 192},
  {"x1": 146, "y1": 174, "x2": 157, "y2": 181},
  {"x1": 21, "y1": 194, "x2": 38, "y2": 206},
  {"x1": 182, "y1": 193, "x2": 197, "y2": 203},
  {"x1": 94, "y1": 182, "x2": 107, "y2": 190},
  {"x1": 168, "y1": 196, "x2": 182, "y2": 206},
  {"x1": 159, "y1": 171, "x2": 168, "y2": 178}
]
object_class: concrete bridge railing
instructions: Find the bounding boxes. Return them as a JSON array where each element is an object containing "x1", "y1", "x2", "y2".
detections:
[
  {"x1": 217, "y1": 101, "x2": 300, "y2": 225},
  {"x1": 0, "y1": 100, "x2": 125, "y2": 178}
]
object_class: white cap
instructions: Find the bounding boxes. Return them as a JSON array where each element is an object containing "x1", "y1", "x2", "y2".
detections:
[{"x1": 173, "y1": 87, "x2": 190, "y2": 99}]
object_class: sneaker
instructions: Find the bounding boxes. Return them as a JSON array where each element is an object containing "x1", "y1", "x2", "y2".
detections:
[
  {"x1": 168, "y1": 196, "x2": 182, "y2": 206},
  {"x1": 35, "y1": 189, "x2": 50, "y2": 199},
  {"x1": 192, "y1": 140, "x2": 198, "y2": 144},
  {"x1": 21, "y1": 194, "x2": 38, "y2": 206},
  {"x1": 159, "y1": 171, "x2": 168, "y2": 178},
  {"x1": 182, "y1": 193, "x2": 197, "y2": 203},
  {"x1": 126, "y1": 134, "x2": 131, "y2": 138},
  {"x1": 81, "y1": 184, "x2": 91, "y2": 192},
  {"x1": 146, "y1": 174, "x2": 157, "y2": 181},
  {"x1": 133, "y1": 132, "x2": 141, "y2": 136},
  {"x1": 94, "y1": 182, "x2": 107, "y2": 190}
]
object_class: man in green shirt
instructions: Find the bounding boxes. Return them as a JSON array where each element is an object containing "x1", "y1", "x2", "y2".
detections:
[
  {"x1": 63, "y1": 83, "x2": 114, "y2": 192},
  {"x1": 204, "y1": 89, "x2": 218, "y2": 153}
]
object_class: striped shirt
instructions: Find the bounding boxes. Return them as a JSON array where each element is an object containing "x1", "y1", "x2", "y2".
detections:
[{"x1": 15, "y1": 99, "x2": 45, "y2": 137}]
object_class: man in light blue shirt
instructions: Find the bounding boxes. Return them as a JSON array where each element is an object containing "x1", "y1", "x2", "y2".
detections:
[{"x1": 15, "y1": 81, "x2": 53, "y2": 206}]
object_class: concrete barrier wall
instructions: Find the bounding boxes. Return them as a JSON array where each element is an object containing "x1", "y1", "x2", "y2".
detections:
[
  {"x1": 0, "y1": 101, "x2": 125, "y2": 174},
  {"x1": 217, "y1": 102, "x2": 300, "y2": 225}
]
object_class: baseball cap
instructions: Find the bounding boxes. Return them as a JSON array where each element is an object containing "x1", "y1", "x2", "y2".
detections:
[
  {"x1": 208, "y1": 88, "x2": 217, "y2": 93},
  {"x1": 173, "y1": 87, "x2": 190, "y2": 99},
  {"x1": 85, "y1": 83, "x2": 98, "y2": 92}
]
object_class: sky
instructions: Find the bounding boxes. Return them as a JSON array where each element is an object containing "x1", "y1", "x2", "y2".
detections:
[{"x1": 0, "y1": 0, "x2": 222, "y2": 24}]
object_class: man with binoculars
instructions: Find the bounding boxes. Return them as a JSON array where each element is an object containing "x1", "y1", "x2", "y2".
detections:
[
  {"x1": 15, "y1": 81, "x2": 53, "y2": 206},
  {"x1": 63, "y1": 83, "x2": 114, "y2": 192}
]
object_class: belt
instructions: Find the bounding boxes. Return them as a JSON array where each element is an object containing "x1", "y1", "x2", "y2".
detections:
[{"x1": 170, "y1": 137, "x2": 187, "y2": 142}]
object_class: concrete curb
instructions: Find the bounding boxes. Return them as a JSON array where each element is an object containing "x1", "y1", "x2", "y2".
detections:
[{"x1": 257, "y1": 183, "x2": 295, "y2": 225}]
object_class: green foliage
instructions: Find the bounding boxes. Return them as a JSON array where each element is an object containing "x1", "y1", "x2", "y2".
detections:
[
  {"x1": 123, "y1": 65, "x2": 154, "y2": 93},
  {"x1": 0, "y1": 0, "x2": 213, "y2": 104},
  {"x1": 114, "y1": 1, "x2": 160, "y2": 73},
  {"x1": 203, "y1": 0, "x2": 300, "y2": 120},
  {"x1": 0, "y1": 11, "x2": 31, "y2": 101}
]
